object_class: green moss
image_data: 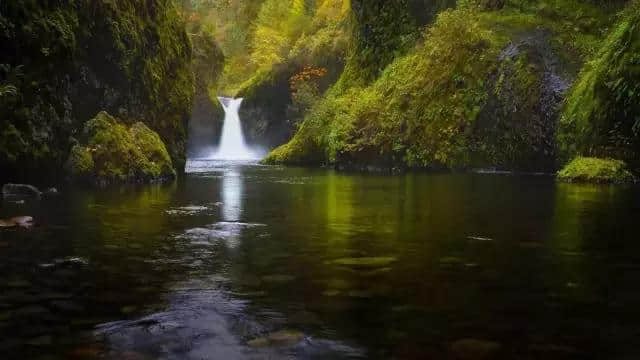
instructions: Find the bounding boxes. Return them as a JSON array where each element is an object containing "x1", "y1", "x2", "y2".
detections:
[
  {"x1": 67, "y1": 111, "x2": 175, "y2": 184},
  {"x1": 557, "y1": 0, "x2": 640, "y2": 166},
  {"x1": 557, "y1": 157, "x2": 636, "y2": 184}
]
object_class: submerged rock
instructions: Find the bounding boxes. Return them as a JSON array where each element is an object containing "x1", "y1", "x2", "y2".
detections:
[
  {"x1": 0, "y1": 216, "x2": 34, "y2": 228},
  {"x1": 247, "y1": 330, "x2": 305, "y2": 348},
  {"x1": 450, "y1": 338, "x2": 503, "y2": 360},
  {"x1": 2, "y1": 184, "x2": 41, "y2": 199},
  {"x1": 26, "y1": 335, "x2": 53, "y2": 346},
  {"x1": 327, "y1": 257, "x2": 397, "y2": 268},
  {"x1": 261, "y1": 275, "x2": 297, "y2": 284}
]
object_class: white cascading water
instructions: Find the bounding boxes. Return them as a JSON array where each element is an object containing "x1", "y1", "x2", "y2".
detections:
[{"x1": 211, "y1": 97, "x2": 259, "y2": 160}]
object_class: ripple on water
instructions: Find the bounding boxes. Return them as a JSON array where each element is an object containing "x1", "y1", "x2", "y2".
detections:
[{"x1": 165, "y1": 206, "x2": 211, "y2": 216}]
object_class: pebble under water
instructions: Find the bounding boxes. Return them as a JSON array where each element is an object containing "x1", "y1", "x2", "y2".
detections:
[{"x1": 2, "y1": 160, "x2": 640, "y2": 359}]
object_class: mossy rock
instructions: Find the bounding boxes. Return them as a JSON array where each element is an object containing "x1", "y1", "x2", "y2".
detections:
[
  {"x1": 557, "y1": 157, "x2": 636, "y2": 184},
  {"x1": 67, "y1": 111, "x2": 176, "y2": 184}
]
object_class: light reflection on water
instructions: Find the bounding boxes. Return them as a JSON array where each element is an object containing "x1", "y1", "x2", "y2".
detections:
[{"x1": 222, "y1": 169, "x2": 243, "y2": 223}]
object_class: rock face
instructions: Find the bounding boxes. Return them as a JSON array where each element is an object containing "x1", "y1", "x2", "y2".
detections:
[
  {"x1": 472, "y1": 31, "x2": 569, "y2": 171},
  {"x1": 0, "y1": 0, "x2": 194, "y2": 183},
  {"x1": 186, "y1": 26, "x2": 225, "y2": 159},
  {"x1": 238, "y1": 64, "x2": 299, "y2": 151}
]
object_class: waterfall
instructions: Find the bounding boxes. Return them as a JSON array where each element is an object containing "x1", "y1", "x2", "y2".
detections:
[{"x1": 211, "y1": 97, "x2": 259, "y2": 160}]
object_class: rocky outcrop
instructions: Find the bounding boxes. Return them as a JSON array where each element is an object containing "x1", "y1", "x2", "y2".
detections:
[
  {"x1": 471, "y1": 31, "x2": 570, "y2": 171},
  {"x1": 186, "y1": 26, "x2": 225, "y2": 158},
  {"x1": 0, "y1": 0, "x2": 194, "y2": 183}
]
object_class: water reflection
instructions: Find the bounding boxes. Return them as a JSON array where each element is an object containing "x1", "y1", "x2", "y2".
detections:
[
  {"x1": 4, "y1": 165, "x2": 640, "y2": 359},
  {"x1": 222, "y1": 168, "x2": 243, "y2": 222}
]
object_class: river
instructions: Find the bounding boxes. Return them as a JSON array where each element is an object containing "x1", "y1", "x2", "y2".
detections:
[{"x1": 1, "y1": 160, "x2": 639, "y2": 359}]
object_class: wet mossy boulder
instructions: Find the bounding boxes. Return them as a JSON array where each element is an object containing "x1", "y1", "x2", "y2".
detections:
[
  {"x1": 67, "y1": 112, "x2": 176, "y2": 184},
  {"x1": 557, "y1": 0, "x2": 640, "y2": 167},
  {"x1": 557, "y1": 157, "x2": 636, "y2": 184}
]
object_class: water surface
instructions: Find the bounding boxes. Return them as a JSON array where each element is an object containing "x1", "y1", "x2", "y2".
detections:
[{"x1": 1, "y1": 161, "x2": 640, "y2": 359}]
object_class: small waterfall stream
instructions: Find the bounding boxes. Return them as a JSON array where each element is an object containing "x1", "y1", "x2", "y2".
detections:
[{"x1": 211, "y1": 97, "x2": 259, "y2": 160}]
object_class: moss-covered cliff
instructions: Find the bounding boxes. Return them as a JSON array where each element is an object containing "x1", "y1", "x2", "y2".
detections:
[
  {"x1": 265, "y1": 0, "x2": 628, "y2": 172},
  {"x1": 557, "y1": 0, "x2": 640, "y2": 171},
  {"x1": 0, "y1": 0, "x2": 195, "y2": 183},
  {"x1": 185, "y1": 23, "x2": 225, "y2": 158}
]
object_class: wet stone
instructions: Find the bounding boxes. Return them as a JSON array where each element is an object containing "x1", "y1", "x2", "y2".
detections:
[
  {"x1": 50, "y1": 300, "x2": 84, "y2": 313},
  {"x1": 7, "y1": 279, "x2": 32, "y2": 288},
  {"x1": 27, "y1": 335, "x2": 54, "y2": 346},
  {"x1": 0, "y1": 338, "x2": 22, "y2": 350},
  {"x1": 121, "y1": 305, "x2": 138, "y2": 315},
  {"x1": 69, "y1": 347, "x2": 102, "y2": 358},
  {"x1": 14, "y1": 305, "x2": 50, "y2": 317},
  {"x1": 450, "y1": 338, "x2": 503, "y2": 360},
  {"x1": 348, "y1": 290, "x2": 374, "y2": 298},
  {"x1": 326, "y1": 278, "x2": 352, "y2": 290},
  {"x1": 262, "y1": 274, "x2": 297, "y2": 284},
  {"x1": 38, "y1": 292, "x2": 74, "y2": 301},
  {"x1": 289, "y1": 311, "x2": 321, "y2": 325},
  {"x1": 248, "y1": 330, "x2": 305, "y2": 348}
]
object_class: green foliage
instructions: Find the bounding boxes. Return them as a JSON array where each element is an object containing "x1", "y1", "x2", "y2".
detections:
[
  {"x1": 267, "y1": 6, "x2": 505, "y2": 167},
  {"x1": 218, "y1": 0, "x2": 349, "y2": 96},
  {"x1": 557, "y1": 157, "x2": 636, "y2": 183},
  {"x1": 68, "y1": 112, "x2": 176, "y2": 184},
  {"x1": 266, "y1": 0, "x2": 625, "y2": 171},
  {"x1": 557, "y1": 0, "x2": 640, "y2": 166}
]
